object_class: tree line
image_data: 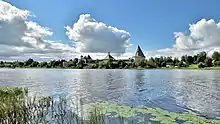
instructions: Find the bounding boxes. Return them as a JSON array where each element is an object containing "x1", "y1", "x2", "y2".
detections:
[{"x1": 1, "y1": 51, "x2": 220, "y2": 69}]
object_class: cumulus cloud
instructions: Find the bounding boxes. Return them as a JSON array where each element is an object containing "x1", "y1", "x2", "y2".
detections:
[
  {"x1": 146, "y1": 19, "x2": 220, "y2": 58},
  {"x1": 2, "y1": 0, "x2": 220, "y2": 61},
  {"x1": 65, "y1": 14, "x2": 131, "y2": 54},
  {"x1": 173, "y1": 19, "x2": 220, "y2": 51},
  {"x1": 0, "y1": 1, "x2": 75, "y2": 60}
]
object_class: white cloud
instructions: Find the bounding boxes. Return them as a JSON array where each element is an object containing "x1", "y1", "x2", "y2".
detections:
[
  {"x1": 0, "y1": 1, "x2": 74, "y2": 61},
  {"x1": 145, "y1": 19, "x2": 220, "y2": 58},
  {"x1": 65, "y1": 14, "x2": 131, "y2": 54},
  {"x1": 2, "y1": 1, "x2": 220, "y2": 61},
  {"x1": 173, "y1": 19, "x2": 220, "y2": 51}
]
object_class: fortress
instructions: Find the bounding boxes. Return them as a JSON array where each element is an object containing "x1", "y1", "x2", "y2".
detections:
[
  {"x1": 102, "y1": 45, "x2": 145, "y2": 62},
  {"x1": 81, "y1": 45, "x2": 145, "y2": 63}
]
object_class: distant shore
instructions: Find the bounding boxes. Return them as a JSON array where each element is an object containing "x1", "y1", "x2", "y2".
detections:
[
  {"x1": 1, "y1": 65, "x2": 220, "y2": 70},
  {"x1": 1, "y1": 51, "x2": 220, "y2": 70}
]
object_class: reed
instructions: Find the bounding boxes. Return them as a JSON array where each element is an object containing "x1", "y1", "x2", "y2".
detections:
[{"x1": 0, "y1": 87, "x2": 125, "y2": 124}]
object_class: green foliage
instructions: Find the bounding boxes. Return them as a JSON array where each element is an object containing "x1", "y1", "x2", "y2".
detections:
[
  {"x1": 147, "y1": 57, "x2": 157, "y2": 68},
  {"x1": 137, "y1": 60, "x2": 146, "y2": 68},
  {"x1": 214, "y1": 60, "x2": 220, "y2": 66},
  {"x1": 186, "y1": 56, "x2": 194, "y2": 64},
  {"x1": 181, "y1": 55, "x2": 186, "y2": 62},
  {"x1": 24, "y1": 58, "x2": 34, "y2": 66},
  {"x1": 193, "y1": 55, "x2": 198, "y2": 64},
  {"x1": 173, "y1": 58, "x2": 180, "y2": 66},
  {"x1": 212, "y1": 51, "x2": 220, "y2": 61},
  {"x1": 1, "y1": 51, "x2": 220, "y2": 69},
  {"x1": 205, "y1": 57, "x2": 213, "y2": 67},
  {"x1": 197, "y1": 52, "x2": 207, "y2": 63},
  {"x1": 177, "y1": 61, "x2": 183, "y2": 68},
  {"x1": 198, "y1": 62, "x2": 205, "y2": 68}
]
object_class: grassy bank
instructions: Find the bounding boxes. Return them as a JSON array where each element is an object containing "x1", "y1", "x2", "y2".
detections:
[
  {"x1": 0, "y1": 87, "x2": 220, "y2": 124},
  {"x1": 186, "y1": 64, "x2": 220, "y2": 70},
  {"x1": 2, "y1": 66, "x2": 220, "y2": 70}
]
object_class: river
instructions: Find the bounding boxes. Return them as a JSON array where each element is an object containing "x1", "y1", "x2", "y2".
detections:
[{"x1": 0, "y1": 69, "x2": 220, "y2": 118}]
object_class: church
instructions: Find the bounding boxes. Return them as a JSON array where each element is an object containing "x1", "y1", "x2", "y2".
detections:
[
  {"x1": 132, "y1": 45, "x2": 145, "y2": 62},
  {"x1": 101, "y1": 45, "x2": 145, "y2": 62}
]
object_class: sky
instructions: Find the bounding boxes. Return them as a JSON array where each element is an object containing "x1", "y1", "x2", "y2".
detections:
[{"x1": 1, "y1": 0, "x2": 220, "y2": 61}]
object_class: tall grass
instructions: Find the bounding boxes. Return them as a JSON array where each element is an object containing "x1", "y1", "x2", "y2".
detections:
[{"x1": 0, "y1": 87, "x2": 125, "y2": 124}]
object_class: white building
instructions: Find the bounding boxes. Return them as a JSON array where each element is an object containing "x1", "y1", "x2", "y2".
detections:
[
  {"x1": 132, "y1": 45, "x2": 145, "y2": 62},
  {"x1": 103, "y1": 52, "x2": 115, "y2": 62}
]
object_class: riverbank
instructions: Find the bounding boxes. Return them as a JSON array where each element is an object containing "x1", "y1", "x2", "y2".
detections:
[
  {"x1": 185, "y1": 64, "x2": 220, "y2": 70},
  {"x1": 0, "y1": 87, "x2": 220, "y2": 123},
  {"x1": 1, "y1": 65, "x2": 220, "y2": 70}
]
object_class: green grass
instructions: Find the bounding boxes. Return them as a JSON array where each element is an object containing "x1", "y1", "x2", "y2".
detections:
[
  {"x1": 0, "y1": 87, "x2": 220, "y2": 124},
  {"x1": 186, "y1": 64, "x2": 220, "y2": 70},
  {"x1": 187, "y1": 64, "x2": 199, "y2": 69}
]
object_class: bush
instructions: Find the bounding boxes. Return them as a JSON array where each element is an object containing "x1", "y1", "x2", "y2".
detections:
[
  {"x1": 198, "y1": 62, "x2": 205, "y2": 68},
  {"x1": 177, "y1": 62, "x2": 183, "y2": 68},
  {"x1": 214, "y1": 60, "x2": 220, "y2": 66},
  {"x1": 204, "y1": 57, "x2": 213, "y2": 67}
]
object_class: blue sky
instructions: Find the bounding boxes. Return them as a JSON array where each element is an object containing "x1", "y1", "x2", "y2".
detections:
[
  {"x1": 1, "y1": 0, "x2": 220, "y2": 60},
  {"x1": 5, "y1": 0, "x2": 220, "y2": 50}
]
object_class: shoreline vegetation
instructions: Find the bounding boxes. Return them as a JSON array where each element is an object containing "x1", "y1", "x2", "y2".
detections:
[
  {"x1": 1, "y1": 87, "x2": 220, "y2": 124},
  {"x1": 1, "y1": 51, "x2": 220, "y2": 70}
]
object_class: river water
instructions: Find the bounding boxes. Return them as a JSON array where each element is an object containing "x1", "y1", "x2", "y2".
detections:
[{"x1": 0, "y1": 69, "x2": 220, "y2": 118}]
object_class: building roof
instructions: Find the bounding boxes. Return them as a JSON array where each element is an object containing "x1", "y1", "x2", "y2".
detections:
[
  {"x1": 87, "y1": 55, "x2": 92, "y2": 60},
  {"x1": 82, "y1": 55, "x2": 92, "y2": 60},
  {"x1": 104, "y1": 52, "x2": 114, "y2": 60},
  {"x1": 134, "y1": 45, "x2": 145, "y2": 57}
]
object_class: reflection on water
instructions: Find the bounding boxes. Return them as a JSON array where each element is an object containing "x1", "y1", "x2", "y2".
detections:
[{"x1": 0, "y1": 69, "x2": 220, "y2": 118}]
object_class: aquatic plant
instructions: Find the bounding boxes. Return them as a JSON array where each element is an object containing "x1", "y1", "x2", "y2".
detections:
[
  {"x1": 83, "y1": 102, "x2": 220, "y2": 124},
  {"x1": 0, "y1": 87, "x2": 220, "y2": 124}
]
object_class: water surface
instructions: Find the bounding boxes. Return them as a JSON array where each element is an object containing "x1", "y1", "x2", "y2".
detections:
[{"x1": 0, "y1": 69, "x2": 220, "y2": 118}]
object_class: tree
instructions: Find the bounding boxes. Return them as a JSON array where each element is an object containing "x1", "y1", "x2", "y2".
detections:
[
  {"x1": 166, "y1": 56, "x2": 173, "y2": 66},
  {"x1": 157, "y1": 56, "x2": 164, "y2": 67},
  {"x1": 177, "y1": 61, "x2": 183, "y2": 68},
  {"x1": 30, "y1": 61, "x2": 39, "y2": 67},
  {"x1": 53, "y1": 60, "x2": 61, "y2": 67},
  {"x1": 137, "y1": 60, "x2": 146, "y2": 68},
  {"x1": 186, "y1": 56, "x2": 193, "y2": 64},
  {"x1": 0, "y1": 61, "x2": 4, "y2": 67},
  {"x1": 214, "y1": 61, "x2": 220, "y2": 66},
  {"x1": 197, "y1": 52, "x2": 206, "y2": 63},
  {"x1": 117, "y1": 60, "x2": 126, "y2": 68},
  {"x1": 77, "y1": 59, "x2": 85, "y2": 69},
  {"x1": 166, "y1": 57, "x2": 173, "y2": 63},
  {"x1": 154, "y1": 57, "x2": 161, "y2": 67},
  {"x1": 204, "y1": 57, "x2": 212, "y2": 67},
  {"x1": 193, "y1": 55, "x2": 198, "y2": 64},
  {"x1": 147, "y1": 57, "x2": 157, "y2": 68},
  {"x1": 39, "y1": 62, "x2": 47, "y2": 67},
  {"x1": 198, "y1": 62, "x2": 205, "y2": 68},
  {"x1": 25, "y1": 58, "x2": 34, "y2": 66},
  {"x1": 161, "y1": 62, "x2": 166, "y2": 67},
  {"x1": 173, "y1": 58, "x2": 180, "y2": 66},
  {"x1": 212, "y1": 51, "x2": 220, "y2": 61},
  {"x1": 181, "y1": 55, "x2": 186, "y2": 62}
]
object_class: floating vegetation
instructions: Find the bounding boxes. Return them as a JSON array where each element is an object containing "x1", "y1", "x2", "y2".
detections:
[
  {"x1": 83, "y1": 102, "x2": 220, "y2": 124},
  {"x1": 0, "y1": 87, "x2": 220, "y2": 124}
]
